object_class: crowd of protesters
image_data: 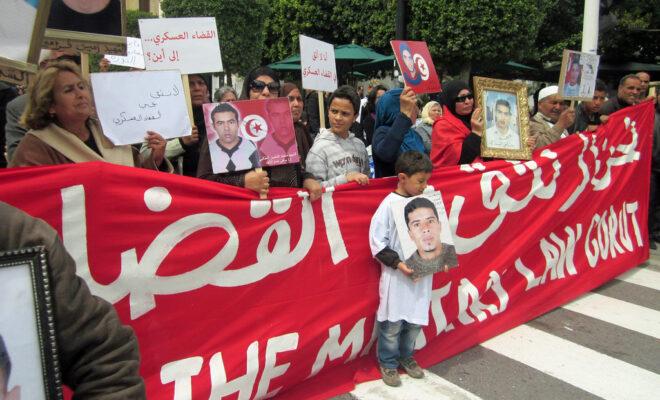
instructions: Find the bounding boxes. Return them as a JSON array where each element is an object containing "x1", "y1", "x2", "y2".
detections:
[{"x1": 0, "y1": 46, "x2": 657, "y2": 394}]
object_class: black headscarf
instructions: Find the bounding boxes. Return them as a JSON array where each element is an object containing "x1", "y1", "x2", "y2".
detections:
[{"x1": 440, "y1": 80, "x2": 472, "y2": 130}]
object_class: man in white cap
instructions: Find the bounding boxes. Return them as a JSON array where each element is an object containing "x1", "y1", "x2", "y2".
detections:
[{"x1": 530, "y1": 85, "x2": 575, "y2": 150}]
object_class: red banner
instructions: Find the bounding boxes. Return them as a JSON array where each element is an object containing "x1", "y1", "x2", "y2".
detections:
[{"x1": 0, "y1": 102, "x2": 654, "y2": 399}]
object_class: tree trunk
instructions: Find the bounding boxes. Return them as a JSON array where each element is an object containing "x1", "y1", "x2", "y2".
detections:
[
  {"x1": 459, "y1": 62, "x2": 471, "y2": 84},
  {"x1": 226, "y1": 69, "x2": 232, "y2": 86}
]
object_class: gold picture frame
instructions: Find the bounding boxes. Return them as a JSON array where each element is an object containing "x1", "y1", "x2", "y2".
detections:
[
  {"x1": 0, "y1": 0, "x2": 52, "y2": 85},
  {"x1": 474, "y1": 76, "x2": 531, "y2": 160}
]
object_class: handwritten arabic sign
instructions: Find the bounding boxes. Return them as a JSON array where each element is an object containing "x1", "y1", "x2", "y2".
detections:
[
  {"x1": 105, "y1": 37, "x2": 145, "y2": 69},
  {"x1": 391, "y1": 40, "x2": 441, "y2": 94},
  {"x1": 90, "y1": 70, "x2": 192, "y2": 145},
  {"x1": 300, "y1": 35, "x2": 337, "y2": 92},
  {"x1": 202, "y1": 98, "x2": 298, "y2": 174},
  {"x1": 558, "y1": 49, "x2": 601, "y2": 101},
  {"x1": 139, "y1": 17, "x2": 223, "y2": 74}
]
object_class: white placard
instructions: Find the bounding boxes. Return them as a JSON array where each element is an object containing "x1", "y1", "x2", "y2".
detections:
[
  {"x1": 104, "y1": 37, "x2": 145, "y2": 69},
  {"x1": 91, "y1": 70, "x2": 192, "y2": 145},
  {"x1": 299, "y1": 35, "x2": 337, "y2": 92},
  {"x1": 139, "y1": 17, "x2": 223, "y2": 74}
]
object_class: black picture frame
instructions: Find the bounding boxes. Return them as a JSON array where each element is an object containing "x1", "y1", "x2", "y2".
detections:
[{"x1": 0, "y1": 246, "x2": 62, "y2": 400}]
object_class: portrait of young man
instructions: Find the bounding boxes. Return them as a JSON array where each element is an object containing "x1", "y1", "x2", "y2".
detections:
[
  {"x1": 0, "y1": 335, "x2": 20, "y2": 400},
  {"x1": 485, "y1": 96, "x2": 520, "y2": 150},
  {"x1": 208, "y1": 103, "x2": 260, "y2": 173},
  {"x1": 402, "y1": 197, "x2": 457, "y2": 279}
]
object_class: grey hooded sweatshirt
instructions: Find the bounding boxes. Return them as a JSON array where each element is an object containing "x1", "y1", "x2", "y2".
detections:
[{"x1": 305, "y1": 127, "x2": 370, "y2": 187}]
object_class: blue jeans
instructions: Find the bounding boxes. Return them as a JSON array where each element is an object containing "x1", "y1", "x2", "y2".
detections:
[{"x1": 377, "y1": 320, "x2": 422, "y2": 369}]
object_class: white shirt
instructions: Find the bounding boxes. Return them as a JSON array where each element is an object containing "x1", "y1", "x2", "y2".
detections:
[
  {"x1": 369, "y1": 192, "x2": 433, "y2": 325},
  {"x1": 485, "y1": 125, "x2": 521, "y2": 149}
]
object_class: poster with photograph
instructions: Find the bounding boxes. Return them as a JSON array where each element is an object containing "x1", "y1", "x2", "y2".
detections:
[
  {"x1": 91, "y1": 70, "x2": 192, "y2": 145},
  {"x1": 391, "y1": 190, "x2": 458, "y2": 280},
  {"x1": 390, "y1": 40, "x2": 441, "y2": 94},
  {"x1": 202, "y1": 98, "x2": 298, "y2": 174},
  {"x1": 0, "y1": 247, "x2": 62, "y2": 400},
  {"x1": 47, "y1": 0, "x2": 123, "y2": 36},
  {"x1": 484, "y1": 91, "x2": 520, "y2": 150},
  {"x1": 558, "y1": 49, "x2": 601, "y2": 101}
]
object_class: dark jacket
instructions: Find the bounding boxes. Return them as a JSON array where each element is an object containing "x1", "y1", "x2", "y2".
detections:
[{"x1": 0, "y1": 201, "x2": 145, "y2": 399}]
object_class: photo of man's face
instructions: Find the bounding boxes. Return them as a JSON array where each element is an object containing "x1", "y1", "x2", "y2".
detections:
[
  {"x1": 406, "y1": 206, "x2": 442, "y2": 260},
  {"x1": 494, "y1": 102, "x2": 511, "y2": 134},
  {"x1": 402, "y1": 49, "x2": 415, "y2": 74},
  {"x1": 212, "y1": 110, "x2": 239, "y2": 149},
  {"x1": 266, "y1": 100, "x2": 293, "y2": 145}
]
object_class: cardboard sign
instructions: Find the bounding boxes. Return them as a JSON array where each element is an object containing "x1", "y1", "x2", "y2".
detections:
[
  {"x1": 105, "y1": 37, "x2": 145, "y2": 69},
  {"x1": 90, "y1": 70, "x2": 192, "y2": 145},
  {"x1": 391, "y1": 40, "x2": 441, "y2": 94},
  {"x1": 300, "y1": 35, "x2": 337, "y2": 92},
  {"x1": 558, "y1": 49, "x2": 601, "y2": 101},
  {"x1": 203, "y1": 98, "x2": 298, "y2": 174},
  {"x1": 139, "y1": 17, "x2": 223, "y2": 74},
  {"x1": 392, "y1": 191, "x2": 457, "y2": 279},
  {"x1": 0, "y1": 0, "x2": 39, "y2": 63}
]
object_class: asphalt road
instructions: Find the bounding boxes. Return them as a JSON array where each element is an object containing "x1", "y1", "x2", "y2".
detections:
[{"x1": 331, "y1": 250, "x2": 660, "y2": 400}]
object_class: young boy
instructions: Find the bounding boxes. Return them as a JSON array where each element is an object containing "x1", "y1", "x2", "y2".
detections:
[
  {"x1": 368, "y1": 150, "x2": 434, "y2": 387},
  {"x1": 305, "y1": 85, "x2": 370, "y2": 187}
]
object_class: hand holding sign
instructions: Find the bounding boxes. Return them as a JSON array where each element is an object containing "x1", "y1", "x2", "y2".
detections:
[{"x1": 391, "y1": 40, "x2": 441, "y2": 94}]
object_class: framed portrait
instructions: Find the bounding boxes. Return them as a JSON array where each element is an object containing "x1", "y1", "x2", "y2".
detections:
[
  {"x1": 0, "y1": 0, "x2": 52, "y2": 85},
  {"x1": 474, "y1": 76, "x2": 531, "y2": 160},
  {"x1": 0, "y1": 247, "x2": 62, "y2": 400},
  {"x1": 558, "y1": 49, "x2": 601, "y2": 101},
  {"x1": 391, "y1": 190, "x2": 458, "y2": 280},
  {"x1": 43, "y1": 0, "x2": 127, "y2": 56}
]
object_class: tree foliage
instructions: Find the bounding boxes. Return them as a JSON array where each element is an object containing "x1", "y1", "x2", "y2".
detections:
[
  {"x1": 160, "y1": 0, "x2": 269, "y2": 77},
  {"x1": 262, "y1": 0, "x2": 396, "y2": 64},
  {"x1": 125, "y1": 9, "x2": 158, "y2": 38},
  {"x1": 408, "y1": 0, "x2": 548, "y2": 76},
  {"x1": 598, "y1": 0, "x2": 660, "y2": 63}
]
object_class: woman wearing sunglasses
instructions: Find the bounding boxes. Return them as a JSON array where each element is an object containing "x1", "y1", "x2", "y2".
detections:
[
  {"x1": 430, "y1": 80, "x2": 484, "y2": 168},
  {"x1": 198, "y1": 67, "x2": 321, "y2": 200}
]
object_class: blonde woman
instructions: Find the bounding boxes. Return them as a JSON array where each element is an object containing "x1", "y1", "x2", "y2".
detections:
[
  {"x1": 414, "y1": 101, "x2": 442, "y2": 154},
  {"x1": 10, "y1": 61, "x2": 169, "y2": 170}
]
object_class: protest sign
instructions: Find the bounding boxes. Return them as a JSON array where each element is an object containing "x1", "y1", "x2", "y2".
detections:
[
  {"x1": 0, "y1": 102, "x2": 653, "y2": 399},
  {"x1": 139, "y1": 17, "x2": 223, "y2": 74},
  {"x1": 391, "y1": 40, "x2": 441, "y2": 94},
  {"x1": 203, "y1": 98, "x2": 298, "y2": 173},
  {"x1": 300, "y1": 35, "x2": 337, "y2": 92},
  {"x1": 90, "y1": 70, "x2": 192, "y2": 145},
  {"x1": 104, "y1": 37, "x2": 145, "y2": 69},
  {"x1": 392, "y1": 192, "x2": 457, "y2": 279},
  {"x1": 558, "y1": 49, "x2": 601, "y2": 101}
]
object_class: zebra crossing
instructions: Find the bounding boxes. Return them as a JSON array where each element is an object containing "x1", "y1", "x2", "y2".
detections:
[{"x1": 333, "y1": 252, "x2": 660, "y2": 400}]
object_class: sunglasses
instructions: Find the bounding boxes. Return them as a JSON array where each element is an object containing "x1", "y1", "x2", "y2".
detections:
[
  {"x1": 250, "y1": 80, "x2": 280, "y2": 92},
  {"x1": 455, "y1": 93, "x2": 474, "y2": 103}
]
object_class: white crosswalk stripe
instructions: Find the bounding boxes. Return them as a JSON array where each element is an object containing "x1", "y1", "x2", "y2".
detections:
[{"x1": 340, "y1": 256, "x2": 660, "y2": 400}]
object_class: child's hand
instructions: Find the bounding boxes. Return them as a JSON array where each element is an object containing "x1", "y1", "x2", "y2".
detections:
[
  {"x1": 397, "y1": 261, "x2": 412, "y2": 275},
  {"x1": 346, "y1": 171, "x2": 369, "y2": 185}
]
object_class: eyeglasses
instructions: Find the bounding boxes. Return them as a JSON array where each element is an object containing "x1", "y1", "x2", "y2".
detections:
[
  {"x1": 454, "y1": 93, "x2": 474, "y2": 103},
  {"x1": 250, "y1": 80, "x2": 280, "y2": 93}
]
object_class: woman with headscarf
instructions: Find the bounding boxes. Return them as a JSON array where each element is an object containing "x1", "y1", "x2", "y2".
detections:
[
  {"x1": 197, "y1": 67, "x2": 321, "y2": 200},
  {"x1": 10, "y1": 61, "x2": 169, "y2": 170},
  {"x1": 371, "y1": 87, "x2": 425, "y2": 177},
  {"x1": 281, "y1": 82, "x2": 313, "y2": 166},
  {"x1": 415, "y1": 101, "x2": 442, "y2": 154},
  {"x1": 430, "y1": 81, "x2": 483, "y2": 168}
]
